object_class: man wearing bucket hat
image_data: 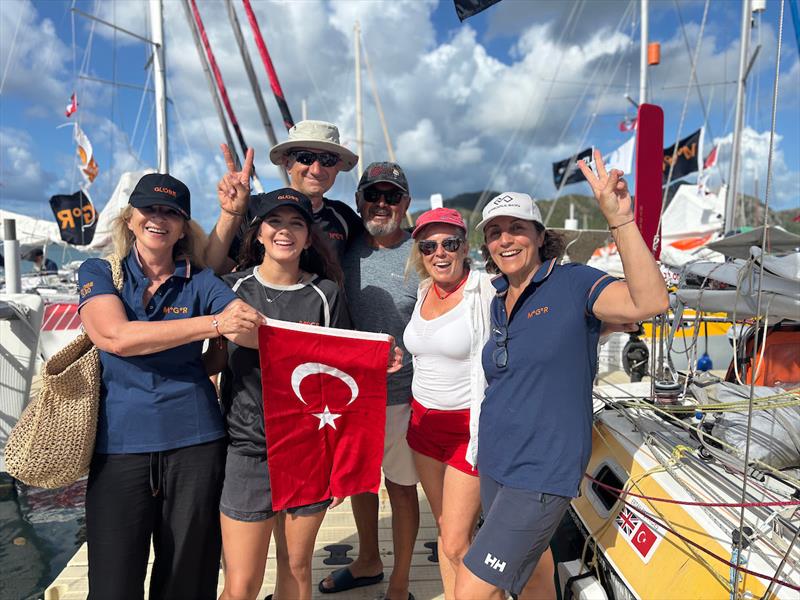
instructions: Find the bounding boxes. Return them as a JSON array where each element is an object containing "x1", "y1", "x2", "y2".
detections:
[
  {"x1": 319, "y1": 161, "x2": 420, "y2": 599},
  {"x1": 206, "y1": 120, "x2": 362, "y2": 273}
]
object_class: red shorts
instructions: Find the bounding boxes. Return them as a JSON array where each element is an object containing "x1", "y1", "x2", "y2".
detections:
[{"x1": 406, "y1": 398, "x2": 478, "y2": 476}]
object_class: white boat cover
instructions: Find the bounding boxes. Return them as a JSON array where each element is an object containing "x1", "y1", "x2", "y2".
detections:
[{"x1": 709, "y1": 382, "x2": 800, "y2": 470}]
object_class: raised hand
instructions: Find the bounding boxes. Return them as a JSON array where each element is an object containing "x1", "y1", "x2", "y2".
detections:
[
  {"x1": 577, "y1": 149, "x2": 634, "y2": 227},
  {"x1": 216, "y1": 144, "x2": 254, "y2": 218}
]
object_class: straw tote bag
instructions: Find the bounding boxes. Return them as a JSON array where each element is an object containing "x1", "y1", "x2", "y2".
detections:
[{"x1": 4, "y1": 255, "x2": 124, "y2": 488}]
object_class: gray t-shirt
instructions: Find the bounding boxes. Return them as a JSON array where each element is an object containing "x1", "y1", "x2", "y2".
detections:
[{"x1": 342, "y1": 232, "x2": 418, "y2": 406}]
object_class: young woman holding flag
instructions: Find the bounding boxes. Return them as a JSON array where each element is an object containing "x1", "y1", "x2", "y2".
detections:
[{"x1": 205, "y1": 187, "x2": 351, "y2": 600}]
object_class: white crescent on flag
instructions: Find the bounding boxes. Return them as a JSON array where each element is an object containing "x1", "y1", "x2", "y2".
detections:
[{"x1": 291, "y1": 362, "x2": 359, "y2": 406}]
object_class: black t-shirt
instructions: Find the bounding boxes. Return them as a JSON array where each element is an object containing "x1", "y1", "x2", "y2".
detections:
[
  {"x1": 220, "y1": 268, "x2": 352, "y2": 457},
  {"x1": 312, "y1": 198, "x2": 364, "y2": 261},
  {"x1": 228, "y1": 197, "x2": 363, "y2": 264}
]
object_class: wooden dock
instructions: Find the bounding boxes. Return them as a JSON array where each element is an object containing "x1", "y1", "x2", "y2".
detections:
[{"x1": 44, "y1": 483, "x2": 445, "y2": 599}]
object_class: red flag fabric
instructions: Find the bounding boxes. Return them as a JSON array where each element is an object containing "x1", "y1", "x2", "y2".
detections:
[
  {"x1": 619, "y1": 116, "x2": 637, "y2": 132},
  {"x1": 259, "y1": 319, "x2": 390, "y2": 511},
  {"x1": 703, "y1": 145, "x2": 718, "y2": 169},
  {"x1": 65, "y1": 93, "x2": 77, "y2": 118}
]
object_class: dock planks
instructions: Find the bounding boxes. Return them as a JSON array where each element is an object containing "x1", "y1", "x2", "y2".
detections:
[{"x1": 44, "y1": 484, "x2": 445, "y2": 599}]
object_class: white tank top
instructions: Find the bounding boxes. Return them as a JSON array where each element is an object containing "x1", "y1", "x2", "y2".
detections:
[{"x1": 403, "y1": 297, "x2": 472, "y2": 410}]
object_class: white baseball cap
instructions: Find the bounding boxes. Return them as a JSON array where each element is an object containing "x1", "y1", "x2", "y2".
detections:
[{"x1": 475, "y1": 192, "x2": 543, "y2": 231}]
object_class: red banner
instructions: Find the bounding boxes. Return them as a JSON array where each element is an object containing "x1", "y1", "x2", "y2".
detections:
[
  {"x1": 634, "y1": 104, "x2": 664, "y2": 259},
  {"x1": 259, "y1": 319, "x2": 390, "y2": 511}
]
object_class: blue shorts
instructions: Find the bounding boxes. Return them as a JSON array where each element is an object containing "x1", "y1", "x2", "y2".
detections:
[
  {"x1": 220, "y1": 450, "x2": 331, "y2": 522},
  {"x1": 463, "y1": 474, "x2": 570, "y2": 594}
]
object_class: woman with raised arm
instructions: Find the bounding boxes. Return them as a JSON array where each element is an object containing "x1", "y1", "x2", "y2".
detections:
[
  {"x1": 455, "y1": 152, "x2": 669, "y2": 600},
  {"x1": 403, "y1": 208, "x2": 557, "y2": 599},
  {"x1": 208, "y1": 188, "x2": 352, "y2": 600},
  {"x1": 77, "y1": 173, "x2": 262, "y2": 599}
]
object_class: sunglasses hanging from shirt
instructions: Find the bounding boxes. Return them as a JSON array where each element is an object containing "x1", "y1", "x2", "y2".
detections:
[
  {"x1": 418, "y1": 237, "x2": 465, "y2": 256},
  {"x1": 289, "y1": 150, "x2": 340, "y2": 168}
]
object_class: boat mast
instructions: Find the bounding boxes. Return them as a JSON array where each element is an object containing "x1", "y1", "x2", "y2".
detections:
[
  {"x1": 354, "y1": 21, "x2": 364, "y2": 180},
  {"x1": 639, "y1": 0, "x2": 648, "y2": 104},
  {"x1": 725, "y1": 0, "x2": 753, "y2": 233},
  {"x1": 149, "y1": 0, "x2": 169, "y2": 173}
]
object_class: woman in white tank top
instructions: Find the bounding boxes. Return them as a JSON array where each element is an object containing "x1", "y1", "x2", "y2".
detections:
[{"x1": 403, "y1": 208, "x2": 555, "y2": 599}]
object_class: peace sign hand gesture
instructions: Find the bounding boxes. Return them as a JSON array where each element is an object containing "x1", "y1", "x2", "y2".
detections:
[
  {"x1": 577, "y1": 149, "x2": 634, "y2": 228},
  {"x1": 216, "y1": 144, "x2": 254, "y2": 218}
]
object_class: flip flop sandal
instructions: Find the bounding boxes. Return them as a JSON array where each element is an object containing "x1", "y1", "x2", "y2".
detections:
[{"x1": 317, "y1": 567, "x2": 384, "y2": 594}]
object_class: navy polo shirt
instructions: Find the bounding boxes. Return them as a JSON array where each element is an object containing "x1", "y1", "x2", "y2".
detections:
[
  {"x1": 77, "y1": 250, "x2": 237, "y2": 454},
  {"x1": 479, "y1": 259, "x2": 616, "y2": 498}
]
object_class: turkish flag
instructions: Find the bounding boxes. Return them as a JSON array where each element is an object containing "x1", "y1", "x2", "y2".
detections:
[
  {"x1": 631, "y1": 521, "x2": 658, "y2": 558},
  {"x1": 259, "y1": 319, "x2": 391, "y2": 511}
]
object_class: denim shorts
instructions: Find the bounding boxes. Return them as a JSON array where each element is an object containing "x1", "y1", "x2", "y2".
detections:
[
  {"x1": 463, "y1": 474, "x2": 570, "y2": 594},
  {"x1": 219, "y1": 450, "x2": 330, "y2": 522}
]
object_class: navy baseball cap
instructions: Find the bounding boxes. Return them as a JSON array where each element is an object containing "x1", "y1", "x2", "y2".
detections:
[
  {"x1": 249, "y1": 188, "x2": 314, "y2": 226},
  {"x1": 357, "y1": 162, "x2": 409, "y2": 194},
  {"x1": 129, "y1": 173, "x2": 191, "y2": 219}
]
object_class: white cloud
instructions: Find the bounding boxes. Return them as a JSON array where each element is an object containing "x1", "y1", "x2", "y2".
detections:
[
  {"x1": 0, "y1": 127, "x2": 58, "y2": 213},
  {"x1": 711, "y1": 127, "x2": 798, "y2": 211},
  {"x1": 0, "y1": 0, "x2": 69, "y2": 103}
]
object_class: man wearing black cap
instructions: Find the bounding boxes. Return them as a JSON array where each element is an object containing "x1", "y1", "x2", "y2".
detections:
[
  {"x1": 319, "y1": 162, "x2": 420, "y2": 600},
  {"x1": 206, "y1": 120, "x2": 363, "y2": 274}
]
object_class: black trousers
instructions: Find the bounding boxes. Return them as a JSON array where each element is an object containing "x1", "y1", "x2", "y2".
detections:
[{"x1": 85, "y1": 438, "x2": 226, "y2": 600}]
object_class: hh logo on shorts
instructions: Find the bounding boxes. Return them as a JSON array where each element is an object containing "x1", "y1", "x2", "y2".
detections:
[{"x1": 485, "y1": 552, "x2": 506, "y2": 572}]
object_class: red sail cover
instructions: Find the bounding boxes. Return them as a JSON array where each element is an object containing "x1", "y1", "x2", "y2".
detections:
[
  {"x1": 634, "y1": 104, "x2": 664, "y2": 259},
  {"x1": 259, "y1": 319, "x2": 390, "y2": 511}
]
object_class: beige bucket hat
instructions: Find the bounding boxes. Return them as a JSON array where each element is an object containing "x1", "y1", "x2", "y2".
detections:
[{"x1": 269, "y1": 120, "x2": 359, "y2": 172}]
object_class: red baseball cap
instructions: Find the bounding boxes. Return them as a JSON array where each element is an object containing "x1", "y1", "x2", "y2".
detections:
[{"x1": 412, "y1": 208, "x2": 467, "y2": 239}]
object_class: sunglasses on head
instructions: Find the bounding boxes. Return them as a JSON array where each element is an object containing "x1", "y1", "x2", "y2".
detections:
[
  {"x1": 362, "y1": 187, "x2": 405, "y2": 205},
  {"x1": 418, "y1": 237, "x2": 465, "y2": 256},
  {"x1": 289, "y1": 150, "x2": 340, "y2": 168}
]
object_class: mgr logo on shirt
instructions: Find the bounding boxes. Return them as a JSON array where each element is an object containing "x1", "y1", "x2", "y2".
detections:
[
  {"x1": 527, "y1": 306, "x2": 550, "y2": 318},
  {"x1": 163, "y1": 306, "x2": 189, "y2": 315}
]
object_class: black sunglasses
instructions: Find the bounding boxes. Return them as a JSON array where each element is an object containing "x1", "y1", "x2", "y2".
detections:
[
  {"x1": 418, "y1": 237, "x2": 465, "y2": 256},
  {"x1": 362, "y1": 188, "x2": 405, "y2": 205},
  {"x1": 491, "y1": 324, "x2": 508, "y2": 369},
  {"x1": 289, "y1": 150, "x2": 340, "y2": 168}
]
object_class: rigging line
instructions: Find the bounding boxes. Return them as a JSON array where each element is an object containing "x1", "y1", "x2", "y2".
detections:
[
  {"x1": 136, "y1": 100, "x2": 155, "y2": 164},
  {"x1": 584, "y1": 475, "x2": 799, "y2": 507},
  {"x1": 188, "y1": 0, "x2": 263, "y2": 192},
  {"x1": 736, "y1": 0, "x2": 787, "y2": 583},
  {"x1": 761, "y1": 507, "x2": 800, "y2": 599},
  {"x1": 621, "y1": 497, "x2": 800, "y2": 592},
  {"x1": 470, "y1": 0, "x2": 587, "y2": 226},
  {"x1": 655, "y1": 0, "x2": 711, "y2": 254},
  {"x1": 170, "y1": 88, "x2": 204, "y2": 201},
  {"x1": 71, "y1": 0, "x2": 77, "y2": 84},
  {"x1": 0, "y1": 8, "x2": 23, "y2": 95},
  {"x1": 673, "y1": 0, "x2": 716, "y2": 144},
  {"x1": 595, "y1": 393, "x2": 800, "y2": 485},
  {"x1": 130, "y1": 67, "x2": 153, "y2": 162},
  {"x1": 542, "y1": 1, "x2": 635, "y2": 225}
]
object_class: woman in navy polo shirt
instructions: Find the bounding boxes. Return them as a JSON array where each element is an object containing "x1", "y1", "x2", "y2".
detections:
[
  {"x1": 456, "y1": 152, "x2": 669, "y2": 599},
  {"x1": 78, "y1": 173, "x2": 262, "y2": 600}
]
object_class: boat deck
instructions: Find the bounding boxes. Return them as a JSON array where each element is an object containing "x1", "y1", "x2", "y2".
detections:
[{"x1": 44, "y1": 483, "x2": 445, "y2": 599}]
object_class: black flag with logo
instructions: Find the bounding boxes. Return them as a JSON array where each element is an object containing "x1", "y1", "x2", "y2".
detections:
[
  {"x1": 454, "y1": 0, "x2": 503, "y2": 21},
  {"x1": 552, "y1": 147, "x2": 593, "y2": 188},
  {"x1": 49, "y1": 191, "x2": 97, "y2": 245},
  {"x1": 662, "y1": 128, "x2": 701, "y2": 185}
]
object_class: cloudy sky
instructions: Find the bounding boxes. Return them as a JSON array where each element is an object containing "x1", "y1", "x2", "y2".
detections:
[{"x1": 1, "y1": 0, "x2": 798, "y2": 230}]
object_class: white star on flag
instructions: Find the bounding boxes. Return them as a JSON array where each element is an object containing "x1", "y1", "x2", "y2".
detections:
[{"x1": 312, "y1": 405, "x2": 342, "y2": 430}]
